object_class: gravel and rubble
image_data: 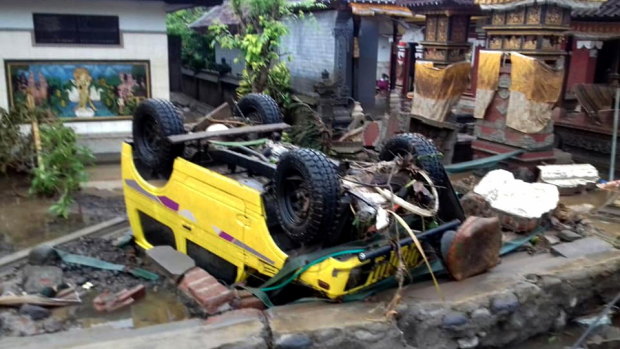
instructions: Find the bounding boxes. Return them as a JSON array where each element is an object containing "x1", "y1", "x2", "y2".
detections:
[
  {"x1": 0, "y1": 235, "x2": 191, "y2": 337},
  {"x1": 2, "y1": 247, "x2": 619, "y2": 349}
]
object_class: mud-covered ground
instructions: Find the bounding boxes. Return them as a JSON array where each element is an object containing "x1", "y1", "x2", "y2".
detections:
[
  {"x1": 0, "y1": 235, "x2": 193, "y2": 337},
  {"x1": 0, "y1": 173, "x2": 125, "y2": 259}
]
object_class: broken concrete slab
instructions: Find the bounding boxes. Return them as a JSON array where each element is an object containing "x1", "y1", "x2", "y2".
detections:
[
  {"x1": 537, "y1": 164, "x2": 599, "y2": 195},
  {"x1": 551, "y1": 237, "x2": 615, "y2": 258},
  {"x1": 473, "y1": 169, "x2": 559, "y2": 232},
  {"x1": 146, "y1": 246, "x2": 195, "y2": 281}
]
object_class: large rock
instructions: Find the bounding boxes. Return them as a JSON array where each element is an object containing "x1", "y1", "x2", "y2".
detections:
[
  {"x1": 444, "y1": 216, "x2": 502, "y2": 281},
  {"x1": 22, "y1": 265, "x2": 63, "y2": 294},
  {"x1": 28, "y1": 244, "x2": 58, "y2": 266},
  {"x1": 557, "y1": 230, "x2": 582, "y2": 242},
  {"x1": 19, "y1": 304, "x2": 51, "y2": 320},
  {"x1": 0, "y1": 311, "x2": 39, "y2": 336}
]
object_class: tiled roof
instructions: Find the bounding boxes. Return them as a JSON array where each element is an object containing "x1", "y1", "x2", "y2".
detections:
[
  {"x1": 400, "y1": 0, "x2": 475, "y2": 6},
  {"x1": 189, "y1": 0, "x2": 319, "y2": 29},
  {"x1": 190, "y1": 1, "x2": 239, "y2": 28},
  {"x1": 573, "y1": 0, "x2": 620, "y2": 19}
]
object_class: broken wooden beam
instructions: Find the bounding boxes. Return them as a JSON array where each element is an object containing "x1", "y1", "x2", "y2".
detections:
[{"x1": 192, "y1": 102, "x2": 234, "y2": 132}]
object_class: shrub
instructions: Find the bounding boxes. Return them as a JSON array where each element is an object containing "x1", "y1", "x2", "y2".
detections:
[{"x1": 29, "y1": 121, "x2": 95, "y2": 218}]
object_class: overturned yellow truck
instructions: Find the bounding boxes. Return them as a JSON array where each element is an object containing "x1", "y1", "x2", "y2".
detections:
[{"x1": 122, "y1": 94, "x2": 500, "y2": 300}]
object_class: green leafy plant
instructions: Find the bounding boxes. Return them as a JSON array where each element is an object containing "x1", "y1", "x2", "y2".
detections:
[
  {"x1": 210, "y1": 0, "x2": 320, "y2": 107},
  {"x1": 167, "y1": 8, "x2": 215, "y2": 72},
  {"x1": 0, "y1": 103, "x2": 51, "y2": 174},
  {"x1": 30, "y1": 121, "x2": 95, "y2": 218},
  {"x1": 210, "y1": 0, "x2": 330, "y2": 150}
]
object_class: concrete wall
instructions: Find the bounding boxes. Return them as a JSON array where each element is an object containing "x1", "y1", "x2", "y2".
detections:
[
  {"x1": 356, "y1": 16, "x2": 379, "y2": 111},
  {"x1": 281, "y1": 10, "x2": 338, "y2": 96},
  {"x1": 377, "y1": 36, "x2": 391, "y2": 81},
  {"x1": 215, "y1": 46, "x2": 244, "y2": 77},
  {"x1": 186, "y1": 10, "x2": 340, "y2": 98},
  {"x1": 0, "y1": 0, "x2": 170, "y2": 156},
  {"x1": 181, "y1": 69, "x2": 239, "y2": 107},
  {"x1": 377, "y1": 20, "x2": 394, "y2": 81}
]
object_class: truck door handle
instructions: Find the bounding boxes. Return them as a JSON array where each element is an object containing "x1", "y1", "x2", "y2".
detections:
[{"x1": 182, "y1": 224, "x2": 192, "y2": 231}]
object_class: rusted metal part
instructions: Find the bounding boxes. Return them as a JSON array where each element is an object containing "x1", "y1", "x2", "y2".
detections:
[
  {"x1": 93, "y1": 284, "x2": 146, "y2": 312},
  {"x1": 445, "y1": 216, "x2": 502, "y2": 281},
  {"x1": 169, "y1": 122, "x2": 290, "y2": 144},
  {"x1": 192, "y1": 102, "x2": 235, "y2": 132}
]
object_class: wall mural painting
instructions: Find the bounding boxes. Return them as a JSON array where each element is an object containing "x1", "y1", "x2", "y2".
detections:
[{"x1": 6, "y1": 61, "x2": 150, "y2": 119}]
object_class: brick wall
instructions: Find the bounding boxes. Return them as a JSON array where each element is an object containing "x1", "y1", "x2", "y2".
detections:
[{"x1": 281, "y1": 10, "x2": 338, "y2": 96}]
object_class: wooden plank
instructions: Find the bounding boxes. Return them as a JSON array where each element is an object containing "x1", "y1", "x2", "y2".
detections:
[
  {"x1": 192, "y1": 102, "x2": 233, "y2": 132},
  {"x1": 169, "y1": 122, "x2": 291, "y2": 144}
]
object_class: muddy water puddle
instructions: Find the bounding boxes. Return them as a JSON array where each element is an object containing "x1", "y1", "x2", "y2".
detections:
[
  {"x1": 0, "y1": 174, "x2": 124, "y2": 257},
  {"x1": 560, "y1": 189, "x2": 620, "y2": 236},
  {"x1": 56, "y1": 288, "x2": 189, "y2": 330}
]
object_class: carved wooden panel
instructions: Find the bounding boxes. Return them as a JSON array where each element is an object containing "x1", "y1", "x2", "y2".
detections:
[
  {"x1": 448, "y1": 48, "x2": 465, "y2": 61},
  {"x1": 424, "y1": 48, "x2": 447, "y2": 61},
  {"x1": 507, "y1": 9, "x2": 525, "y2": 25},
  {"x1": 562, "y1": 8, "x2": 571, "y2": 25},
  {"x1": 492, "y1": 12, "x2": 505, "y2": 25},
  {"x1": 545, "y1": 6, "x2": 562, "y2": 25},
  {"x1": 426, "y1": 16, "x2": 437, "y2": 41},
  {"x1": 503, "y1": 36, "x2": 522, "y2": 50},
  {"x1": 489, "y1": 37, "x2": 502, "y2": 49},
  {"x1": 450, "y1": 16, "x2": 468, "y2": 43},
  {"x1": 523, "y1": 36, "x2": 537, "y2": 50},
  {"x1": 437, "y1": 16, "x2": 449, "y2": 42},
  {"x1": 526, "y1": 6, "x2": 541, "y2": 25},
  {"x1": 541, "y1": 36, "x2": 560, "y2": 51}
]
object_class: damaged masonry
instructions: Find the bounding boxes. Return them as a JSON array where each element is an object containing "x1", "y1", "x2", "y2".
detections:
[{"x1": 1, "y1": 0, "x2": 620, "y2": 348}]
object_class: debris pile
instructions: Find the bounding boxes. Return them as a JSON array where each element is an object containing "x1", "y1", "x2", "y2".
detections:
[{"x1": 0, "y1": 236, "x2": 172, "y2": 337}]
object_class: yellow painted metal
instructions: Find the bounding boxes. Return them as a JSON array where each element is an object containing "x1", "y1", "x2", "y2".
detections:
[{"x1": 121, "y1": 143, "x2": 421, "y2": 298}]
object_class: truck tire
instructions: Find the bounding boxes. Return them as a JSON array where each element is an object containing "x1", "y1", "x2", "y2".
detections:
[
  {"x1": 236, "y1": 93, "x2": 282, "y2": 125},
  {"x1": 132, "y1": 99, "x2": 186, "y2": 178},
  {"x1": 275, "y1": 149, "x2": 342, "y2": 244},
  {"x1": 379, "y1": 133, "x2": 465, "y2": 222}
]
